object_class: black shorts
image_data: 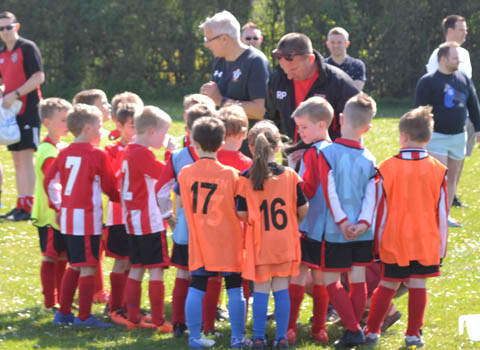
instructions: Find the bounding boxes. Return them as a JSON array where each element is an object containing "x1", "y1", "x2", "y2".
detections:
[
  {"x1": 382, "y1": 261, "x2": 440, "y2": 282},
  {"x1": 300, "y1": 233, "x2": 323, "y2": 269},
  {"x1": 65, "y1": 235, "x2": 100, "y2": 267},
  {"x1": 105, "y1": 224, "x2": 130, "y2": 259},
  {"x1": 129, "y1": 231, "x2": 170, "y2": 268},
  {"x1": 7, "y1": 113, "x2": 40, "y2": 151},
  {"x1": 38, "y1": 226, "x2": 66, "y2": 258},
  {"x1": 322, "y1": 240, "x2": 374, "y2": 271},
  {"x1": 170, "y1": 243, "x2": 189, "y2": 270}
]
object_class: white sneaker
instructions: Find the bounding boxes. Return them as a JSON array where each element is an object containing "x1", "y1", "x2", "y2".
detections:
[{"x1": 189, "y1": 336, "x2": 215, "y2": 348}]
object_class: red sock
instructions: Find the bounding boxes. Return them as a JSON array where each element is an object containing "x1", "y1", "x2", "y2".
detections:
[
  {"x1": 149, "y1": 280, "x2": 166, "y2": 326},
  {"x1": 242, "y1": 279, "x2": 250, "y2": 321},
  {"x1": 172, "y1": 277, "x2": 190, "y2": 324},
  {"x1": 109, "y1": 272, "x2": 127, "y2": 312},
  {"x1": 406, "y1": 288, "x2": 427, "y2": 337},
  {"x1": 126, "y1": 278, "x2": 142, "y2": 323},
  {"x1": 312, "y1": 284, "x2": 329, "y2": 332},
  {"x1": 94, "y1": 242, "x2": 105, "y2": 294},
  {"x1": 23, "y1": 196, "x2": 34, "y2": 213},
  {"x1": 350, "y1": 282, "x2": 367, "y2": 323},
  {"x1": 326, "y1": 281, "x2": 359, "y2": 332},
  {"x1": 54, "y1": 260, "x2": 67, "y2": 303},
  {"x1": 202, "y1": 277, "x2": 222, "y2": 333},
  {"x1": 16, "y1": 197, "x2": 23, "y2": 210},
  {"x1": 288, "y1": 284, "x2": 305, "y2": 331},
  {"x1": 40, "y1": 261, "x2": 56, "y2": 308},
  {"x1": 121, "y1": 269, "x2": 130, "y2": 309},
  {"x1": 366, "y1": 285, "x2": 396, "y2": 334},
  {"x1": 59, "y1": 268, "x2": 79, "y2": 315},
  {"x1": 78, "y1": 275, "x2": 95, "y2": 321}
]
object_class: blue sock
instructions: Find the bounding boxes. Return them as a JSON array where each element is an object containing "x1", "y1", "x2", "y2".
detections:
[
  {"x1": 273, "y1": 289, "x2": 290, "y2": 341},
  {"x1": 186, "y1": 287, "x2": 205, "y2": 341},
  {"x1": 227, "y1": 287, "x2": 246, "y2": 343},
  {"x1": 253, "y1": 292, "x2": 269, "y2": 340}
]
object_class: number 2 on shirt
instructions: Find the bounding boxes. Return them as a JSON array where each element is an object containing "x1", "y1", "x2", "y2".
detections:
[
  {"x1": 121, "y1": 160, "x2": 133, "y2": 201},
  {"x1": 64, "y1": 156, "x2": 81, "y2": 196}
]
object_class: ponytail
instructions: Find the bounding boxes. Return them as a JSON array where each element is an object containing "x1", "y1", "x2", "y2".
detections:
[{"x1": 250, "y1": 133, "x2": 272, "y2": 190}]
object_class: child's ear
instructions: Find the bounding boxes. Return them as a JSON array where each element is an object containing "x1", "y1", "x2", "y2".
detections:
[{"x1": 42, "y1": 118, "x2": 50, "y2": 128}]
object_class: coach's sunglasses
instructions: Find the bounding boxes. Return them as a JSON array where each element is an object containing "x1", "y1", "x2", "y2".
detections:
[
  {"x1": 0, "y1": 23, "x2": 16, "y2": 32},
  {"x1": 272, "y1": 51, "x2": 308, "y2": 62},
  {"x1": 245, "y1": 36, "x2": 260, "y2": 41}
]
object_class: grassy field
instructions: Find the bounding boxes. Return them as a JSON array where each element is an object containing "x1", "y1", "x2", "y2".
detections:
[{"x1": 0, "y1": 99, "x2": 479, "y2": 349}]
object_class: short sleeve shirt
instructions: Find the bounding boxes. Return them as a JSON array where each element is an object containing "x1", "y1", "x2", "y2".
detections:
[
  {"x1": 210, "y1": 46, "x2": 270, "y2": 104},
  {"x1": 325, "y1": 55, "x2": 366, "y2": 82}
]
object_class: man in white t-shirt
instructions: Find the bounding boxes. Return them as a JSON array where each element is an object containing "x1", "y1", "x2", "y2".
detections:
[{"x1": 426, "y1": 14, "x2": 472, "y2": 210}]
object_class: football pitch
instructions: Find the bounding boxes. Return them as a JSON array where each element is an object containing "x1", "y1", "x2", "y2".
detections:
[{"x1": 0, "y1": 101, "x2": 479, "y2": 349}]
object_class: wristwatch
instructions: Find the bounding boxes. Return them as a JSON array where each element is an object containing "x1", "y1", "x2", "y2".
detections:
[{"x1": 15, "y1": 90, "x2": 21, "y2": 98}]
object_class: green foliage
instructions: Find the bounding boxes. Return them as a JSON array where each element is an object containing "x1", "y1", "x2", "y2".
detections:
[{"x1": 3, "y1": 0, "x2": 480, "y2": 99}]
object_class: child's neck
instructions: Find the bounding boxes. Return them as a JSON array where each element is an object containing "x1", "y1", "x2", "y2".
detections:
[
  {"x1": 120, "y1": 137, "x2": 130, "y2": 146},
  {"x1": 311, "y1": 133, "x2": 330, "y2": 143},
  {"x1": 134, "y1": 134, "x2": 150, "y2": 148},
  {"x1": 222, "y1": 136, "x2": 242, "y2": 151},
  {"x1": 402, "y1": 141, "x2": 427, "y2": 149},
  {"x1": 74, "y1": 134, "x2": 90, "y2": 144},
  {"x1": 340, "y1": 127, "x2": 363, "y2": 142},
  {"x1": 197, "y1": 149, "x2": 217, "y2": 159},
  {"x1": 47, "y1": 131, "x2": 60, "y2": 145}
]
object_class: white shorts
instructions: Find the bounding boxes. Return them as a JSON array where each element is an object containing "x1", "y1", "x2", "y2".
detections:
[{"x1": 427, "y1": 131, "x2": 466, "y2": 161}]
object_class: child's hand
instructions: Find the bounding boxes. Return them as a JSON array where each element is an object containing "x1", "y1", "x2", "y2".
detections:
[
  {"x1": 287, "y1": 149, "x2": 306, "y2": 168},
  {"x1": 166, "y1": 215, "x2": 177, "y2": 231},
  {"x1": 340, "y1": 220, "x2": 355, "y2": 240},
  {"x1": 350, "y1": 223, "x2": 368, "y2": 239},
  {"x1": 164, "y1": 134, "x2": 179, "y2": 152}
]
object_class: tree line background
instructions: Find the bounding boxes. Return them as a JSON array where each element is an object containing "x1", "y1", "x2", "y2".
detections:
[{"x1": 4, "y1": 0, "x2": 480, "y2": 102}]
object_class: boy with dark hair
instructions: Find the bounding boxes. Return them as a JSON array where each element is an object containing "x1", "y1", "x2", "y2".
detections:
[
  {"x1": 178, "y1": 117, "x2": 246, "y2": 349},
  {"x1": 45, "y1": 104, "x2": 119, "y2": 328},
  {"x1": 120, "y1": 106, "x2": 173, "y2": 332},
  {"x1": 365, "y1": 106, "x2": 448, "y2": 348},
  {"x1": 104, "y1": 103, "x2": 136, "y2": 326},
  {"x1": 318, "y1": 93, "x2": 378, "y2": 348},
  {"x1": 155, "y1": 101, "x2": 216, "y2": 337},
  {"x1": 33, "y1": 98, "x2": 72, "y2": 310}
]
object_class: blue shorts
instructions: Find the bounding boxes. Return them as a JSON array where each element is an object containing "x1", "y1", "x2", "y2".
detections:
[{"x1": 427, "y1": 131, "x2": 466, "y2": 161}]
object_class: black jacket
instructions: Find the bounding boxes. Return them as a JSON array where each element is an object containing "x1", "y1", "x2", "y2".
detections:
[{"x1": 265, "y1": 50, "x2": 359, "y2": 140}]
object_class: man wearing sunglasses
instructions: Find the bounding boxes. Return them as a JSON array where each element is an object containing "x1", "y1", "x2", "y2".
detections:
[
  {"x1": 241, "y1": 22, "x2": 263, "y2": 50},
  {"x1": 0, "y1": 11, "x2": 44, "y2": 221},
  {"x1": 265, "y1": 33, "x2": 358, "y2": 143},
  {"x1": 199, "y1": 11, "x2": 270, "y2": 156}
]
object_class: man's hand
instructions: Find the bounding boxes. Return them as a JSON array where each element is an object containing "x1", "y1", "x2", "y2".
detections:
[{"x1": 200, "y1": 81, "x2": 222, "y2": 106}]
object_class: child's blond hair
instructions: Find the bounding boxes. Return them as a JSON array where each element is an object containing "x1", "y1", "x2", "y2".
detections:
[
  {"x1": 343, "y1": 93, "x2": 377, "y2": 129},
  {"x1": 399, "y1": 106, "x2": 434, "y2": 143},
  {"x1": 67, "y1": 104, "x2": 102, "y2": 137},
  {"x1": 38, "y1": 98, "x2": 73, "y2": 121},
  {"x1": 292, "y1": 96, "x2": 334, "y2": 126},
  {"x1": 72, "y1": 89, "x2": 106, "y2": 106},
  {"x1": 183, "y1": 93, "x2": 216, "y2": 111},
  {"x1": 135, "y1": 106, "x2": 171, "y2": 135},
  {"x1": 217, "y1": 105, "x2": 248, "y2": 137}
]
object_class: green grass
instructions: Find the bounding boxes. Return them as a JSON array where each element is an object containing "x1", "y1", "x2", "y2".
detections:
[{"x1": 0, "y1": 100, "x2": 479, "y2": 349}]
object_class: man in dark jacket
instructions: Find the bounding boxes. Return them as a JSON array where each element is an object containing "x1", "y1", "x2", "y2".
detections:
[{"x1": 266, "y1": 33, "x2": 358, "y2": 143}]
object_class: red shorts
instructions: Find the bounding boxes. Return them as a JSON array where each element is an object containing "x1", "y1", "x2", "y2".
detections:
[
  {"x1": 38, "y1": 226, "x2": 66, "y2": 258},
  {"x1": 64, "y1": 235, "x2": 100, "y2": 267},
  {"x1": 129, "y1": 231, "x2": 170, "y2": 268}
]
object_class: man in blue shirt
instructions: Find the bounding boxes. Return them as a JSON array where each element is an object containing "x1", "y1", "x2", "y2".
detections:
[{"x1": 325, "y1": 27, "x2": 366, "y2": 91}]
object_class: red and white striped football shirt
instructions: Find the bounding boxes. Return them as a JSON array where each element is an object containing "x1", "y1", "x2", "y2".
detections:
[
  {"x1": 44, "y1": 143, "x2": 120, "y2": 236},
  {"x1": 105, "y1": 140, "x2": 126, "y2": 226},
  {"x1": 120, "y1": 144, "x2": 166, "y2": 235}
]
